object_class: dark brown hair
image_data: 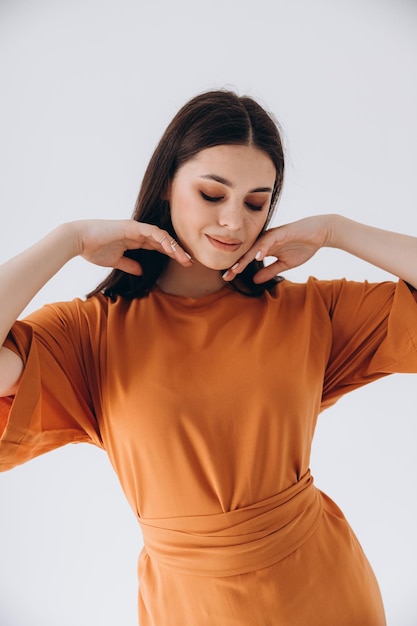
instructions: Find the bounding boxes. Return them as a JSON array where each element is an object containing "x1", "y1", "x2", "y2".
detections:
[{"x1": 89, "y1": 90, "x2": 285, "y2": 299}]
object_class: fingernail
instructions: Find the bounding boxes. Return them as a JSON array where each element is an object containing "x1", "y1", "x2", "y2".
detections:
[
  {"x1": 231, "y1": 262, "x2": 239, "y2": 270},
  {"x1": 222, "y1": 270, "x2": 230, "y2": 280},
  {"x1": 184, "y1": 252, "x2": 192, "y2": 260},
  {"x1": 255, "y1": 251, "x2": 262, "y2": 260}
]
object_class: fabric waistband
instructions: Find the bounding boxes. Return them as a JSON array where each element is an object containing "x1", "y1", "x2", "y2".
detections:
[{"x1": 139, "y1": 471, "x2": 323, "y2": 577}]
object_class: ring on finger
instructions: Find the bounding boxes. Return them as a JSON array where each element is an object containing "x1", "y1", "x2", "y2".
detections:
[
  {"x1": 159, "y1": 235, "x2": 167, "y2": 245},
  {"x1": 170, "y1": 239, "x2": 178, "y2": 251}
]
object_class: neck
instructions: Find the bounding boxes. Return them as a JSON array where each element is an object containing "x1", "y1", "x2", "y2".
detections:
[{"x1": 157, "y1": 259, "x2": 226, "y2": 298}]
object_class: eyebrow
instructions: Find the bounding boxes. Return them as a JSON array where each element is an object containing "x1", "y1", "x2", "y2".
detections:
[{"x1": 199, "y1": 174, "x2": 273, "y2": 193}]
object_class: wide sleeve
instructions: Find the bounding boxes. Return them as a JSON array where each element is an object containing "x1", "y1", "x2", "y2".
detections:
[
  {"x1": 320, "y1": 279, "x2": 417, "y2": 410},
  {"x1": 0, "y1": 297, "x2": 107, "y2": 471}
]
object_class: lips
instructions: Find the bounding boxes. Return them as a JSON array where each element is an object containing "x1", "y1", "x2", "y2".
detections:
[{"x1": 205, "y1": 234, "x2": 242, "y2": 252}]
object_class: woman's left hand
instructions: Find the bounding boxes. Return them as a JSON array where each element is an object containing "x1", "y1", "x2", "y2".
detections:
[{"x1": 223, "y1": 215, "x2": 332, "y2": 283}]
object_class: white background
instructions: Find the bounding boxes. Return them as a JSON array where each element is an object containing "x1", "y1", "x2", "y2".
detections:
[{"x1": 0, "y1": 0, "x2": 416, "y2": 624}]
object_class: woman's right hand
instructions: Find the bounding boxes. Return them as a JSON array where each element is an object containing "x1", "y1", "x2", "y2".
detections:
[
  {"x1": 74, "y1": 219, "x2": 192, "y2": 274},
  {"x1": 0, "y1": 219, "x2": 192, "y2": 395}
]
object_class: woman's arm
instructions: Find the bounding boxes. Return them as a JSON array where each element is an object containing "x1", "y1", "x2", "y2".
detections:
[
  {"x1": 0, "y1": 219, "x2": 191, "y2": 396},
  {"x1": 223, "y1": 214, "x2": 417, "y2": 289},
  {"x1": 327, "y1": 215, "x2": 417, "y2": 288},
  {"x1": 0, "y1": 224, "x2": 78, "y2": 396},
  {"x1": 0, "y1": 224, "x2": 79, "y2": 350}
]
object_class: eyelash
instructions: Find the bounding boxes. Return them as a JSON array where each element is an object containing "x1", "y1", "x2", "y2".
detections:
[{"x1": 200, "y1": 192, "x2": 264, "y2": 212}]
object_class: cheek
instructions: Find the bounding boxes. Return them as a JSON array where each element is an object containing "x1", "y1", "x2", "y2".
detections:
[
  {"x1": 170, "y1": 194, "x2": 206, "y2": 235},
  {"x1": 169, "y1": 193, "x2": 191, "y2": 230},
  {"x1": 170, "y1": 207, "x2": 200, "y2": 244},
  {"x1": 247, "y1": 213, "x2": 267, "y2": 237}
]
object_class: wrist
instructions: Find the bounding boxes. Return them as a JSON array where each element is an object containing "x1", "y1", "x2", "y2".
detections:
[
  {"x1": 51, "y1": 222, "x2": 83, "y2": 261},
  {"x1": 324, "y1": 214, "x2": 347, "y2": 249}
]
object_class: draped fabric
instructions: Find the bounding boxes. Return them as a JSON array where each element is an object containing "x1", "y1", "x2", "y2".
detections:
[
  {"x1": 1, "y1": 278, "x2": 417, "y2": 624},
  {"x1": 139, "y1": 470, "x2": 322, "y2": 577}
]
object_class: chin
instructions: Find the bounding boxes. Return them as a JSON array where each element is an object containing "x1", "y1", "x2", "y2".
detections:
[{"x1": 194, "y1": 255, "x2": 238, "y2": 272}]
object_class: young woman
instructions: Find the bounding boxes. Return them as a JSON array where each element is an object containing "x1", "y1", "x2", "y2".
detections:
[{"x1": 1, "y1": 90, "x2": 416, "y2": 625}]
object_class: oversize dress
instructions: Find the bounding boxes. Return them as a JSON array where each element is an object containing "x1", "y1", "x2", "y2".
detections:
[{"x1": 1, "y1": 277, "x2": 417, "y2": 625}]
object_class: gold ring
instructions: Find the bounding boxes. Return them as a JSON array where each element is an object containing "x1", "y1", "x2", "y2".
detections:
[
  {"x1": 170, "y1": 239, "x2": 177, "y2": 251},
  {"x1": 159, "y1": 235, "x2": 167, "y2": 244}
]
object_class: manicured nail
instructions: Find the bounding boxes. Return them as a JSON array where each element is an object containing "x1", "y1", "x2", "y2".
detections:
[
  {"x1": 222, "y1": 270, "x2": 230, "y2": 280},
  {"x1": 231, "y1": 262, "x2": 239, "y2": 270},
  {"x1": 255, "y1": 250, "x2": 262, "y2": 260},
  {"x1": 184, "y1": 252, "x2": 192, "y2": 260}
]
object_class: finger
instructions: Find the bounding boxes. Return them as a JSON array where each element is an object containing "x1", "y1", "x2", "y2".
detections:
[
  {"x1": 152, "y1": 230, "x2": 193, "y2": 266},
  {"x1": 114, "y1": 257, "x2": 143, "y2": 276},
  {"x1": 221, "y1": 244, "x2": 269, "y2": 281},
  {"x1": 252, "y1": 260, "x2": 285, "y2": 283},
  {"x1": 162, "y1": 236, "x2": 193, "y2": 264}
]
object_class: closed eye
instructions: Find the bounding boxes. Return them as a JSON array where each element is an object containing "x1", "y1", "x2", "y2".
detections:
[
  {"x1": 201, "y1": 192, "x2": 223, "y2": 202},
  {"x1": 201, "y1": 191, "x2": 265, "y2": 212},
  {"x1": 246, "y1": 202, "x2": 264, "y2": 212}
]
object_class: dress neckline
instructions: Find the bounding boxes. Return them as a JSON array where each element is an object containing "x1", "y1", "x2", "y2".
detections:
[{"x1": 151, "y1": 284, "x2": 235, "y2": 307}]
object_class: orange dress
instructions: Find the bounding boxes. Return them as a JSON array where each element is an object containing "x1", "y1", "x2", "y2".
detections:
[{"x1": 1, "y1": 277, "x2": 417, "y2": 625}]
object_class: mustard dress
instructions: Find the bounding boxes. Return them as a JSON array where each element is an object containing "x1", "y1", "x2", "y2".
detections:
[{"x1": 1, "y1": 278, "x2": 417, "y2": 625}]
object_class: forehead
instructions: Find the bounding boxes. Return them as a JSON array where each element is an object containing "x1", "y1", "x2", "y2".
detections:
[{"x1": 179, "y1": 144, "x2": 276, "y2": 185}]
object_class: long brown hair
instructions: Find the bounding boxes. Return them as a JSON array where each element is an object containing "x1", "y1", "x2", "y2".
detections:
[{"x1": 89, "y1": 90, "x2": 285, "y2": 299}]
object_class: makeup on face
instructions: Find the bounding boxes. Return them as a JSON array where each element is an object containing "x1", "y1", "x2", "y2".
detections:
[{"x1": 168, "y1": 144, "x2": 276, "y2": 270}]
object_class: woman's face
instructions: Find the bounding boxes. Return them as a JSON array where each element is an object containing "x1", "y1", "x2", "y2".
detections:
[{"x1": 167, "y1": 144, "x2": 276, "y2": 270}]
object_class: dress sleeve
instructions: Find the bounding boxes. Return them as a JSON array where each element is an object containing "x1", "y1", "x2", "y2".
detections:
[
  {"x1": 0, "y1": 298, "x2": 105, "y2": 471},
  {"x1": 320, "y1": 279, "x2": 417, "y2": 410}
]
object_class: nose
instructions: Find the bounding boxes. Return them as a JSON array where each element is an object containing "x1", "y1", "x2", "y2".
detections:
[{"x1": 217, "y1": 200, "x2": 244, "y2": 231}]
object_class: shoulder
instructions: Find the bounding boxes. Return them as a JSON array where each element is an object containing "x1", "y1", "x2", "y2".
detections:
[
  {"x1": 23, "y1": 293, "x2": 110, "y2": 328},
  {"x1": 266, "y1": 276, "x2": 341, "y2": 303},
  {"x1": 266, "y1": 276, "x2": 401, "y2": 315},
  {"x1": 18, "y1": 293, "x2": 135, "y2": 340}
]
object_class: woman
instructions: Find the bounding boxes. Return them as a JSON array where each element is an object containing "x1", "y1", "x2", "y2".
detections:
[{"x1": 1, "y1": 90, "x2": 416, "y2": 625}]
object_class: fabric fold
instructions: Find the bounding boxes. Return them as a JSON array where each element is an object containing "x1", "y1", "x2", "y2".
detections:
[{"x1": 139, "y1": 471, "x2": 322, "y2": 576}]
